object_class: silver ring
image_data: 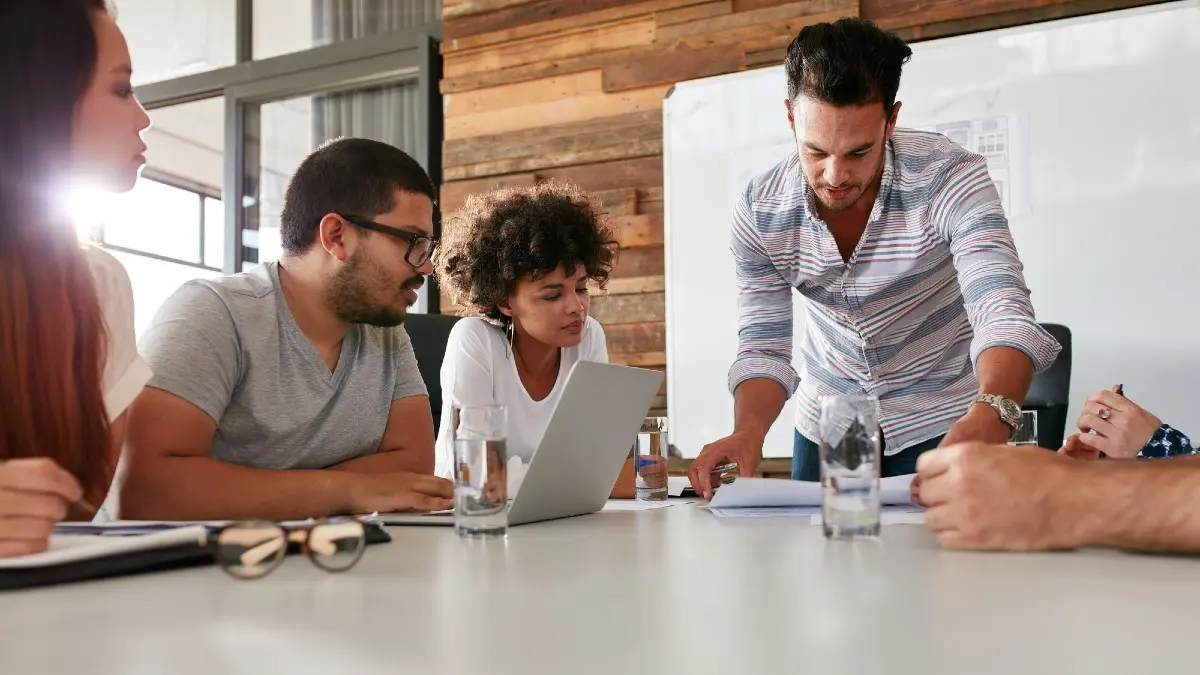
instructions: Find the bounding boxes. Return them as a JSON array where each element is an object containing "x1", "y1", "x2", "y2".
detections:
[{"x1": 1098, "y1": 407, "x2": 1111, "y2": 420}]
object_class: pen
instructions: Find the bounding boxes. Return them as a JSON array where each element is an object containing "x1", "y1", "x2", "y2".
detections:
[
  {"x1": 74, "y1": 498, "x2": 98, "y2": 517},
  {"x1": 1116, "y1": 383, "x2": 1124, "y2": 397}
]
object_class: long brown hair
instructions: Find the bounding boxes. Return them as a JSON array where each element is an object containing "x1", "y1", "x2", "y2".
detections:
[{"x1": 0, "y1": 0, "x2": 113, "y2": 500}]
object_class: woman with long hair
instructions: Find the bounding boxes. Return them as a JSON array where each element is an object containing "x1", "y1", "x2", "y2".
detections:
[{"x1": 0, "y1": 0, "x2": 153, "y2": 556}]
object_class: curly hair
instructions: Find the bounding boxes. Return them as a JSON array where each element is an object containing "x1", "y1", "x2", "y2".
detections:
[{"x1": 435, "y1": 181, "x2": 619, "y2": 327}]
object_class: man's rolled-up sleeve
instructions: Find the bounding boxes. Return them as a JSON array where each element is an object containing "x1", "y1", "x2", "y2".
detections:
[
  {"x1": 935, "y1": 154, "x2": 1062, "y2": 372},
  {"x1": 726, "y1": 183, "x2": 800, "y2": 397}
]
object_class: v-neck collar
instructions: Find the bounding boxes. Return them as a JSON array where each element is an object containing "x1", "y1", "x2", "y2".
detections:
[
  {"x1": 267, "y1": 262, "x2": 359, "y2": 388},
  {"x1": 508, "y1": 343, "x2": 569, "y2": 405}
]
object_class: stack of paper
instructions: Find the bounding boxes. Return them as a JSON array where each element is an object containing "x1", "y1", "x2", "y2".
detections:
[{"x1": 706, "y1": 474, "x2": 924, "y2": 524}]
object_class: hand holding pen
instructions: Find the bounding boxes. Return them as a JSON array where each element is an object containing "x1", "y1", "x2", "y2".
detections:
[{"x1": 0, "y1": 458, "x2": 88, "y2": 558}]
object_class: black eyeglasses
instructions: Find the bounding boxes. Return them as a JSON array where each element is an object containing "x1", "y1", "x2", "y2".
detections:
[{"x1": 337, "y1": 213, "x2": 437, "y2": 268}]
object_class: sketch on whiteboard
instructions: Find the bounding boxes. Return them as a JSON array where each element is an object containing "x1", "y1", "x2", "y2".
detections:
[{"x1": 913, "y1": 114, "x2": 1029, "y2": 218}]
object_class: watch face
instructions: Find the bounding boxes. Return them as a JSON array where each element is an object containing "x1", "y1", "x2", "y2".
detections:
[{"x1": 1000, "y1": 399, "x2": 1022, "y2": 421}]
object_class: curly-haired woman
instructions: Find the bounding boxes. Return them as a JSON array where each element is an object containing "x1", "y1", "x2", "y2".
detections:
[{"x1": 434, "y1": 181, "x2": 637, "y2": 496}]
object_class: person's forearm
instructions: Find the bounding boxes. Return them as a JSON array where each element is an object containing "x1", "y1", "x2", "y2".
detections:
[
  {"x1": 121, "y1": 457, "x2": 359, "y2": 522},
  {"x1": 1072, "y1": 462, "x2": 1200, "y2": 554},
  {"x1": 975, "y1": 346, "x2": 1035, "y2": 403},
  {"x1": 331, "y1": 447, "x2": 432, "y2": 474},
  {"x1": 733, "y1": 378, "x2": 789, "y2": 440}
]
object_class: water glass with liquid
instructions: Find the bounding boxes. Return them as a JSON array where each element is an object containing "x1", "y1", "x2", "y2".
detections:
[
  {"x1": 633, "y1": 417, "x2": 669, "y2": 501},
  {"x1": 1008, "y1": 410, "x2": 1039, "y2": 446},
  {"x1": 818, "y1": 395, "x2": 882, "y2": 539},
  {"x1": 452, "y1": 405, "x2": 508, "y2": 538}
]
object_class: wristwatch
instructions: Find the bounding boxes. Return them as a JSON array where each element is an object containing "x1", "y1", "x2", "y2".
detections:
[{"x1": 975, "y1": 394, "x2": 1023, "y2": 436}]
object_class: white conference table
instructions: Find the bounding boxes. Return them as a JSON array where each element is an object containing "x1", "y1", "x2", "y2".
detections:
[{"x1": 2, "y1": 501, "x2": 1199, "y2": 675}]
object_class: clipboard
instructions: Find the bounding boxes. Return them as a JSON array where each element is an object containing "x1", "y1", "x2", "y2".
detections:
[{"x1": 0, "y1": 522, "x2": 392, "y2": 591}]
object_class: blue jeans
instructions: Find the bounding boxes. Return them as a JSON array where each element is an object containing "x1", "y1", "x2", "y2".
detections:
[{"x1": 792, "y1": 430, "x2": 945, "y2": 481}]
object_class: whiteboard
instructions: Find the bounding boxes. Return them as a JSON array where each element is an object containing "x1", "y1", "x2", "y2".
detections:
[{"x1": 663, "y1": 1, "x2": 1200, "y2": 459}]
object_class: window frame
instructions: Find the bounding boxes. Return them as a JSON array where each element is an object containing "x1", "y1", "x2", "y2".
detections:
[{"x1": 130, "y1": 0, "x2": 444, "y2": 312}]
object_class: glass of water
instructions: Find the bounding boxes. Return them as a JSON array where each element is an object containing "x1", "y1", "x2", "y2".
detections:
[
  {"x1": 1008, "y1": 410, "x2": 1039, "y2": 446},
  {"x1": 633, "y1": 417, "x2": 669, "y2": 501},
  {"x1": 452, "y1": 405, "x2": 508, "y2": 538},
  {"x1": 818, "y1": 395, "x2": 882, "y2": 539}
]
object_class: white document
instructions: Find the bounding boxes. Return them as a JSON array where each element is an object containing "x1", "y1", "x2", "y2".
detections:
[
  {"x1": 0, "y1": 525, "x2": 209, "y2": 569},
  {"x1": 602, "y1": 500, "x2": 674, "y2": 512},
  {"x1": 667, "y1": 476, "x2": 690, "y2": 497},
  {"x1": 708, "y1": 505, "x2": 924, "y2": 523},
  {"x1": 708, "y1": 474, "x2": 917, "y2": 510},
  {"x1": 811, "y1": 505, "x2": 926, "y2": 526}
]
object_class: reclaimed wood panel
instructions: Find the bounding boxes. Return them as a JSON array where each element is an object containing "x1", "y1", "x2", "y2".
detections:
[
  {"x1": 593, "y1": 187, "x2": 640, "y2": 216},
  {"x1": 444, "y1": 69, "x2": 603, "y2": 117},
  {"x1": 656, "y1": 0, "x2": 732, "y2": 26},
  {"x1": 609, "y1": 214, "x2": 664, "y2": 248},
  {"x1": 613, "y1": 245, "x2": 665, "y2": 278},
  {"x1": 444, "y1": 17, "x2": 656, "y2": 78},
  {"x1": 605, "y1": 321, "x2": 666, "y2": 354},
  {"x1": 440, "y1": 173, "x2": 538, "y2": 213},
  {"x1": 871, "y1": 0, "x2": 1171, "y2": 39},
  {"x1": 443, "y1": 110, "x2": 663, "y2": 180},
  {"x1": 444, "y1": 0, "x2": 713, "y2": 51},
  {"x1": 655, "y1": 0, "x2": 855, "y2": 41},
  {"x1": 445, "y1": 82, "x2": 670, "y2": 139},
  {"x1": 609, "y1": 351, "x2": 668, "y2": 367},
  {"x1": 444, "y1": 110, "x2": 659, "y2": 165},
  {"x1": 443, "y1": 0, "x2": 541, "y2": 19},
  {"x1": 862, "y1": 0, "x2": 1066, "y2": 28},
  {"x1": 604, "y1": 275, "x2": 665, "y2": 295},
  {"x1": 538, "y1": 156, "x2": 663, "y2": 193},
  {"x1": 602, "y1": 44, "x2": 745, "y2": 92},
  {"x1": 591, "y1": 291, "x2": 666, "y2": 324}
]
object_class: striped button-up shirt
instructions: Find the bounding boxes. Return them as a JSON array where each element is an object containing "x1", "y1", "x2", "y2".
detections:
[{"x1": 728, "y1": 128, "x2": 1062, "y2": 454}]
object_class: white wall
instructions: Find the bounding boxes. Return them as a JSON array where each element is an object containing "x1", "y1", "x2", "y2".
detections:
[{"x1": 664, "y1": 1, "x2": 1200, "y2": 458}]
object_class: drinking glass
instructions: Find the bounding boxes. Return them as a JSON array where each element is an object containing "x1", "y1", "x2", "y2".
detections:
[
  {"x1": 1008, "y1": 410, "x2": 1039, "y2": 446},
  {"x1": 452, "y1": 405, "x2": 508, "y2": 537},
  {"x1": 818, "y1": 395, "x2": 882, "y2": 539},
  {"x1": 633, "y1": 417, "x2": 669, "y2": 501}
]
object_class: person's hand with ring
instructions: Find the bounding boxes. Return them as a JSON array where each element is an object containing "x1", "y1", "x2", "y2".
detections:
[{"x1": 1063, "y1": 385, "x2": 1163, "y2": 460}]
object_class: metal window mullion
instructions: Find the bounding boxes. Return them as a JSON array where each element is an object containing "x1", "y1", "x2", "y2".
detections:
[{"x1": 222, "y1": 96, "x2": 246, "y2": 275}]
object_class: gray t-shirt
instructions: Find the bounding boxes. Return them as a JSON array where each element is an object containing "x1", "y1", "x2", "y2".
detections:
[{"x1": 139, "y1": 261, "x2": 427, "y2": 470}]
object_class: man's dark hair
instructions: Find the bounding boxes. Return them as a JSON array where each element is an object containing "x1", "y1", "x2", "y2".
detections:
[
  {"x1": 279, "y1": 137, "x2": 436, "y2": 255},
  {"x1": 785, "y1": 17, "x2": 913, "y2": 115},
  {"x1": 435, "y1": 181, "x2": 619, "y2": 328}
]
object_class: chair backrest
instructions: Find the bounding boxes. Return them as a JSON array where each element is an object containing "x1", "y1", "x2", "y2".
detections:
[
  {"x1": 404, "y1": 312, "x2": 462, "y2": 435},
  {"x1": 1023, "y1": 323, "x2": 1072, "y2": 450}
]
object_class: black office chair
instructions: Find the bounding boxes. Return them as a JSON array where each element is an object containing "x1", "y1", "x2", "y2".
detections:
[
  {"x1": 404, "y1": 312, "x2": 462, "y2": 436},
  {"x1": 1024, "y1": 323, "x2": 1072, "y2": 450}
]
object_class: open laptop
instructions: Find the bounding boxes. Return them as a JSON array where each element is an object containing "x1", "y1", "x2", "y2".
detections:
[{"x1": 378, "y1": 360, "x2": 664, "y2": 527}]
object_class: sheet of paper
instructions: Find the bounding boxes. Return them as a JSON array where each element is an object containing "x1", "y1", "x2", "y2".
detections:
[
  {"x1": 602, "y1": 500, "x2": 674, "y2": 512},
  {"x1": 709, "y1": 506, "x2": 821, "y2": 518},
  {"x1": 811, "y1": 505, "x2": 926, "y2": 526},
  {"x1": 708, "y1": 474, "x2": 917, "y2": 510},
  {"x1": 879, "y1": 474, "x2": 917, "y2": 505},
  {"x1": 55, "y1": 517, "x2": 337, "y2": 536},
  {"x1": 0, "y1": 525, "x2": 209, "y2": 569},
  {"x1": 667, "y1": 476, "x2": 690, "y2": 497},
  {"x1": 707, "y1": 477, "x2": 822, "y2": 509}
]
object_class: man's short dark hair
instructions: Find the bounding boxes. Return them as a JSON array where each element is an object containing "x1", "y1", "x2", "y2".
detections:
[
  {"x1": 785, "y1": 17, "x2": 913, "y2": 115},
  {"x1": 279, "y1": 137, "x2": 437, "y2": 255}
]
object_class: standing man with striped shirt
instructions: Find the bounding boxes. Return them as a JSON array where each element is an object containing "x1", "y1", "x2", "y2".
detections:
[{"x1": 689, "y1": 18, "x2": 1061, "y2": 496}]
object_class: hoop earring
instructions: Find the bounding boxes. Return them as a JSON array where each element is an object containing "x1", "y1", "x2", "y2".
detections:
[{"x1": 505, "y1": 321, "x2": 515, "y2": 359}]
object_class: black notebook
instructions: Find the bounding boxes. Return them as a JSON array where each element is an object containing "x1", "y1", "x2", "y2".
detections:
[{"x1": 0, "y1": 522, "x2": 392, "y2": 591}]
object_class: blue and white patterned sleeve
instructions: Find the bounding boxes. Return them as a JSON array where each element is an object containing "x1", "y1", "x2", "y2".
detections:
[{"x1": 1136, "y1": 424, "x2": 1196, "y2": 459}]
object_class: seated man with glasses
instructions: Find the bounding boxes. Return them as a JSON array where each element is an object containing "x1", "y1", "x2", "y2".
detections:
[{"x1": 120, "y1": 138, "x2": 453, "y2": 521}]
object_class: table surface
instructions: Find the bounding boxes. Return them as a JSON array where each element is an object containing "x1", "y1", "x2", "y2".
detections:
[{"x1": 3, "y1": 501, "x2": 1199, "y2": 675}]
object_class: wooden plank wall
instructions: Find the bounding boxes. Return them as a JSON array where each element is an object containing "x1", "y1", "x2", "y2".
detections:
[{"x1": 437, "y1": 0, "x2": 1169, "y2": 424}]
